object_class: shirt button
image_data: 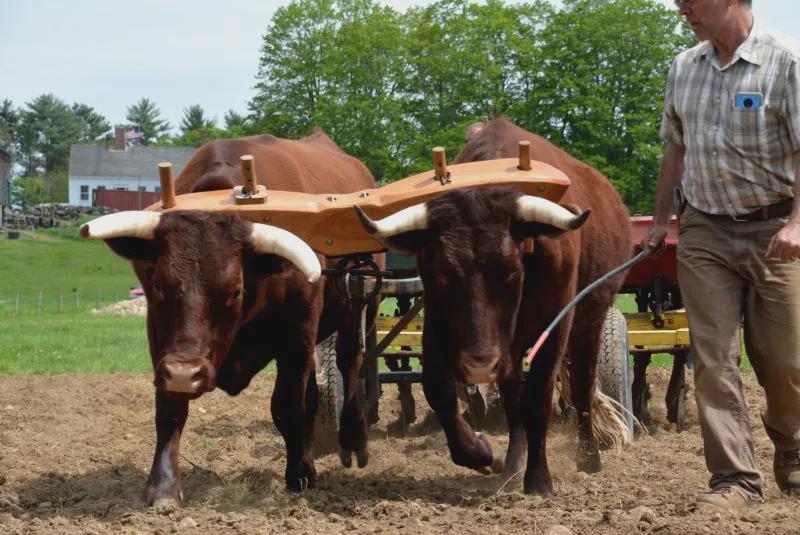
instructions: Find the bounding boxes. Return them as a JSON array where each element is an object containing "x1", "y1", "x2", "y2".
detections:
[{"x1": 712, "y1": 150, "x2": 718, "y2": 156}]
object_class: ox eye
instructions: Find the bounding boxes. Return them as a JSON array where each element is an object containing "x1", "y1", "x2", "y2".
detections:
[
  {"x1": 232, "y1": 288, "x2": 243, "y2": 299},
  {"x1": 506, "y1": 267, "x2": 522, "y2": 282}
]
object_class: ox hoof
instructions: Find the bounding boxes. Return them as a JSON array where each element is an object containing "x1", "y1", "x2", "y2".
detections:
[
  {"x1": 339, "y1": 449, "x2": 353, "y2": 469},
  {"x1": 287, "y1": 476, "x2": 316, "y2": 492},
  {"x1": 576, "y1": 451, "x2": 602, "y2": 474},
  {"x1": 286, "y1": 471, "x2": 317, "y2": 493},
  {"x1": 490, "y1": 456, "x2": 505, "y2": 474},
  {"x1": 152, "y1": 497, "x2": 179, "y2": 513},
  {"x1": 355, "y1": 448, "x2": 369, "y2": 468}
]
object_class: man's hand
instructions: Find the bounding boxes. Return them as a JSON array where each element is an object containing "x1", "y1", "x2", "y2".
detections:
[
  {"x1": 767, "y1": 219, "x2": 800, "y2": 261},
  {"x1": 641, "y1": 223, "x2": 669, "y2": 256}
]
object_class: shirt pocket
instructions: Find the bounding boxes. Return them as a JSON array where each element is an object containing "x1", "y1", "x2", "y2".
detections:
[{"x1": 725, "y1": 106, "x2": 779, "y2": 153}]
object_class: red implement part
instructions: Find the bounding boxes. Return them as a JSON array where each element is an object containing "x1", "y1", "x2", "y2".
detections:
[{"x1": 624, "y1": 215, "x2": 679, "y2": 287}]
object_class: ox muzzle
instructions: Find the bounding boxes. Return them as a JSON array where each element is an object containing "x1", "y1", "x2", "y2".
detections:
[
  {"x1": 456, "y1": 351, "x2": 502, "y2": 385},
  {"x1": 155, "y1": 356, "x2": 217, "y2": 399}
]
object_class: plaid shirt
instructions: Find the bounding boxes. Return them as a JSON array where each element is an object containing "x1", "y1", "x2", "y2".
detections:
[{"x1": 660, "y1": 23, "x2": 800, "y2": 216}]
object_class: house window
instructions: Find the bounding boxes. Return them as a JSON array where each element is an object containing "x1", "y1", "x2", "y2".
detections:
[
  {"x1": 80, "y1": 185, "x2": 89, "y2": 201},
  {"x1": 155, "y1": 186, "x2": 162, "y2": 193},
  {"x1": 138, "y1": 186, "x2": 147, "y2": 192},
  {"x1": 115, "y1": 187, "x2": 126, "y2": 191},
  {"x1": 97, "y1": 186, "x2": 106, "y2": 191}
]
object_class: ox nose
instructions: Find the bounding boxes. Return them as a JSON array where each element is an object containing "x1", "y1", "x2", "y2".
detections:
[
  {"x1": 160, "y1": 358, "x2": 210, "y2": 396},
  {"x1": 457, "y1": 353, "x2": 501, "y2": 385}
]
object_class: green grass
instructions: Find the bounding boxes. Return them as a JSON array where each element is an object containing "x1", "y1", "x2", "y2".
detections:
[
  {"x1": 0, "y1": 310, "x2": 150, "y2": 374},
  {"x1": 0, "y1": 222, "x2": 136, "y2": 314}
]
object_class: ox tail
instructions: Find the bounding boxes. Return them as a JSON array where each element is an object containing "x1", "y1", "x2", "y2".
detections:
[
  {"x1": 553, "y1": 368, "x2": 635, "y2": 453},
  {"x1": 591, "y1": 388, "x2": 633, "y2": 452}
]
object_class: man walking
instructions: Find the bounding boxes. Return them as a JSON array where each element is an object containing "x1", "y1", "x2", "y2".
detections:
[{"x1": 646, "y1": 0, "x2": 800, "y2": 508}]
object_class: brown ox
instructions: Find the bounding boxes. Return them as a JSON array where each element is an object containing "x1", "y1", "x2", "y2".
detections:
[
  {"x1": 356, "y1": 118, "x2": 631, "y2": 495},
  {"x1": 82, "y1": 130, "x2": 379, "y2": 507}
]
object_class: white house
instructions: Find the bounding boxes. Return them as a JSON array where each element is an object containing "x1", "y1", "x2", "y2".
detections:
[{"x1": 68, "y1": 129, "x2": 196, "y2": 207}]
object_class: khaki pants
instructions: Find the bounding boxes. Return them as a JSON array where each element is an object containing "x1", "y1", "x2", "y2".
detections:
[{"x1": 678, "y1": 204, "x2": 800, "y2": 499}]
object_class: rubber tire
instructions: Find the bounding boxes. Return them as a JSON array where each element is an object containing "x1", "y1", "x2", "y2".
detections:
[
  {"x1": 597, "y1": 308, "x2": 634, "y2": 437},
  {"x1": 314, "y1": 333, "x2": 343, "y2": 452}
]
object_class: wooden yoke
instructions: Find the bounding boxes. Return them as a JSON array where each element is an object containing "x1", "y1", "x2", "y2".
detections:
[
  {"x1": 234, "y1": 155, "x2": 268, "y2": 205},
  {"x1": 158, "y1": 163, "x2": 177, "y2": 209},
  {"x1": 147, "y1": 155, "x2": 572, "y2": 256}
]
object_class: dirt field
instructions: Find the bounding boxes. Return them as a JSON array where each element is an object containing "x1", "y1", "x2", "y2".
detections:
[{"x1": 1, "y1": 368, "x2": 798, "y2": 534}]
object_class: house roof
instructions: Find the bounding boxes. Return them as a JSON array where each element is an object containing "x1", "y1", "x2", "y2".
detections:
[{"x1": 68, "y1": 144, "x2": 197, "y2": 179}]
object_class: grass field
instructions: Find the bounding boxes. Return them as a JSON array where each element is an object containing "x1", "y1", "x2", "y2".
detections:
[
  {"x1": 0, "y1": 221, "x2": 136, "y2": 314},
  {"x1": 0, "y1": 310, "x2": 150, "y2": 374}
]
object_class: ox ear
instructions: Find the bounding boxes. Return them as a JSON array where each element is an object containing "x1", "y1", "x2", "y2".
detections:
[
  {"x1": 242, "y1": 251, "x2": 292, "y2": 279},
  {"x1": 80, "y1": 211, "x2": 162, "y2": 263},
  {"x1": 104, "y1": 237, "x2": 160, "y2": 263},
  {"x1": 372, "y1": 230, "x2": 430, "y2": 257}
]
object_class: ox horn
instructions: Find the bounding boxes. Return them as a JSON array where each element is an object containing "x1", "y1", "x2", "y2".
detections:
[
  {"x1": 250, "y1": 224, "x2": 321, "y2": 283},
  {"x1": 354, "y1": 203, "x2": 428, "y2": 239},
  {"x1": 79, "y1": 211, "x2": 162, "y2": 240},
  {"x1": 516, "y1": 195, "x2": 590, "y2": 230}
]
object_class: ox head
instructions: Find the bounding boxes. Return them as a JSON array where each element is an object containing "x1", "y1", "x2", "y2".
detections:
[
  {"x1": 355, "y1": 187, "x2": 588, "y2": 385},
  {"x1": 81, "y1": 211, "x2": 321, "y2": 399}
]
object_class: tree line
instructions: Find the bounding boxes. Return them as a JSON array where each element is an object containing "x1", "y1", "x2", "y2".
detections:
[{"x1": 0, "y1": 0, "x2": 691, "y2": 213}]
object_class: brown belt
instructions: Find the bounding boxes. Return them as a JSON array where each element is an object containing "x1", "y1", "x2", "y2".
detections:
[{"x1": 702, "y1": 198, "x2": 794, "y2": 222}]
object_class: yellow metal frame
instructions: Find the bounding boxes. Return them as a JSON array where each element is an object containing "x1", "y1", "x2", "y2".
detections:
[
  {"x1": 626, "y1": 310, "x2": 690, "y2": 348},
  {"x1": 375, "y1": 309, "x2": 691, "y2": 351}
]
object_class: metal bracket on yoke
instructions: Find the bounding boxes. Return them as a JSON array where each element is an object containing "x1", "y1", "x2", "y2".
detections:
[{"x1": 323, "y1": 254, "x2": 389, "y2": 303}]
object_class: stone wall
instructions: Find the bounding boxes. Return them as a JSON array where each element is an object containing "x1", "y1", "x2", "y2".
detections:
[{"x1": 1, "y1": 204, "x2": 116, "y2": 229}]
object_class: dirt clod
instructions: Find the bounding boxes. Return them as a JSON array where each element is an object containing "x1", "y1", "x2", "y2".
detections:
[{"x1": 629, "y1": 505, "x2": 656, "y2": 523}]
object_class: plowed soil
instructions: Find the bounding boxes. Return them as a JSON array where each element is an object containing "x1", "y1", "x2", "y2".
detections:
[{"x1": 1, "y1": 368, "x2": 798, "y2": 534}]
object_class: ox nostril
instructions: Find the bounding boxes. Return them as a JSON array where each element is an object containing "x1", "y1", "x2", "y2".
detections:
[{"x1": 162, "y1": 360, "x2": 207, "y2": 394}]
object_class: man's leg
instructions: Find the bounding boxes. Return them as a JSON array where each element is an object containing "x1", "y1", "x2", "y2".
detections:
[
  {"x1": 742, "y1": 218, "x2": 800, "y2": 492},
  {"x1": 678, "y1": 208, "x2": 762, "y2": 502}
]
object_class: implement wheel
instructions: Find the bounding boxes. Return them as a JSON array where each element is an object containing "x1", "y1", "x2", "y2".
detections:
[
  {"x1": 597, "y1": 308, "x2": 634, "y2": 437},
  {"x1": 314, "y1": 333, "x2": 343, "y2": 455}
]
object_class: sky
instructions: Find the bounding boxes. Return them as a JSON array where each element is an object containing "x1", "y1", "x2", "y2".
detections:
[{"x1": 1, "y1": 0, "x2": 797, "y2": 133}]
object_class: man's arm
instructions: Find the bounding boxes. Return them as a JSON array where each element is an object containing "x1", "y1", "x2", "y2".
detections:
[
  {"x1": 643, "y1": 142, "x2": 686, "y2": 250},
  {"x1": 766, "y1": 153, "x2": 800, "y2": 261}
]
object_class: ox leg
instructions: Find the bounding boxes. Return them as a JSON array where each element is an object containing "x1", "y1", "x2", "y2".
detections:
[
  {"x1": 272, "y1": 346, "x2": 318, "y2": 492},
  {"x1": 422, "y1": 361, "x2": 499, "y2": 472},
  {"x1": 336, "y1": 324, "x2": 369, "y2": 468},
  {"x1": 144, "y1": 391, "x2": 188, "y2": 507},
  {"x1": 519, "y1": 336, "x2": 563, "y2": 497},
  {"x1": 569, "y1": 322, "x2": 604, "y2": 474},
  {"x1": 500, "y1": 365, "x2": 527, "y2": 479}
]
